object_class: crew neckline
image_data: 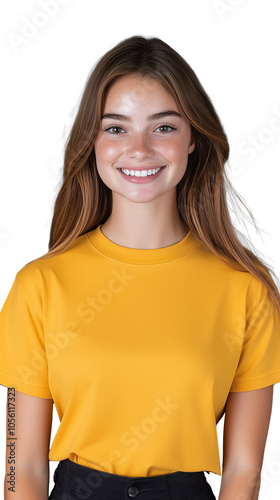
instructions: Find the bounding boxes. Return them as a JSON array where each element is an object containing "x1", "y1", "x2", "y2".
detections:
[{"x1": 87, "y1": 225, "x2": 200, "y2": 264}]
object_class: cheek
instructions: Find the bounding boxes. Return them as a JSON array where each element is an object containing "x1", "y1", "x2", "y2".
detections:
[
  {"x1": 95, "y1": 138, "x2": 122, "y2": 163},
  {"x1": 163, "y1": 139, "x2": 190, "y2": 165},
  {"x1": 94, "y1": 139, "x2": 121, "y2": 188}
]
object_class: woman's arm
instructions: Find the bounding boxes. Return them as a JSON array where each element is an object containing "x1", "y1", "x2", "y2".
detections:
[
  {"x1": 4, "y1": 389, "x2": 53, "y2": 500},
  {"x1": 218, "y1": 386, "x2": 274, "y2": 500}
]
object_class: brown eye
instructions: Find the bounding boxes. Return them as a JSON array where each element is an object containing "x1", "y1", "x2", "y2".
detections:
[
  {"x1": 104, "y1": 126, "x2": 125, "y2": 134},
  {"x1": 155, "y1": 125, "x2": 175, "y2": 133}
]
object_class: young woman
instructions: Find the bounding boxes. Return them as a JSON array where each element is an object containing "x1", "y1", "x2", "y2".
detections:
[{"x1": 1, "y1": 36, "x2": 280, "y2": 500}]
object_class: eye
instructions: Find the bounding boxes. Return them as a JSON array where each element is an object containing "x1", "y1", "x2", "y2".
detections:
[
  {"x1": 155, "y1": 124, "x2": 176, "y2": 133},
  {"x1": 104, "y1": 125, "x2": 126, "y2": 135}
]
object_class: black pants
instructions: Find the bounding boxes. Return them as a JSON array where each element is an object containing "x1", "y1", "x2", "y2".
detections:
[{"x1": 49, "y1": 459, "x2": 216, "y2": 499}]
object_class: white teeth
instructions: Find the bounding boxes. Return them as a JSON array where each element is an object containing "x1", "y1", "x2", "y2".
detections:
[{"x1": 121, "y1": 167, "x2": 162, "y2": 177}]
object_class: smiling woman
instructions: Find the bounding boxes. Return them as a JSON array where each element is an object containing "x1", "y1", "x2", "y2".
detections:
[{"x1": 1, "y1": 36, "x2": 280, "y2": 500}]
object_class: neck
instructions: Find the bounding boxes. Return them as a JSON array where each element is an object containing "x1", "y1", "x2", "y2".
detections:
[{"x1": 101, "y1": 191, "x2": 189, "y2": 249}]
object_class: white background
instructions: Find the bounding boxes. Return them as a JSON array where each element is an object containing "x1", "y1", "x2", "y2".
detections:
[{"x1": 0, "y1": 0, "x2": 280, "y2": 498}]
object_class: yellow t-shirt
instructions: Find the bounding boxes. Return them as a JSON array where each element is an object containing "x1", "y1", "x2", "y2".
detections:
[{"x1": 1, "y1": 226, "x2": 280, "y2": 477}]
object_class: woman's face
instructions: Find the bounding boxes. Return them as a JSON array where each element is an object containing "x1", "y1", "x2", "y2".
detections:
[{"x1": 95, "y1": 74, "x2": 195, "y2": 204}]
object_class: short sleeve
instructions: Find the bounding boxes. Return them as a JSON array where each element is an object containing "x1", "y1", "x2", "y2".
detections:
[
  {"x1": 0, "y1": 270, "x2": 52, "y2": 399},
  {"x1": 230, "y1": 280, "x2": 280, "y2": 392}
]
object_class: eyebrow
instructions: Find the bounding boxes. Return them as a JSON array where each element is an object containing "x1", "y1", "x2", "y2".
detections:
[{"x1": 101, "y1": 110, "x2": 182, "y2": 121}]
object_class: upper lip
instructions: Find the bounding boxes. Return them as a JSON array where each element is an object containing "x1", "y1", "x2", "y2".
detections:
[{"x1": 118, "y1": 166, "x2": 165, "y2": 171}]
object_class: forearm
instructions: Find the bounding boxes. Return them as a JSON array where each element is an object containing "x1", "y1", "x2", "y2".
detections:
[
  {"x1": 4, "y1": 467, "x2": 49, "y2": 500},
  {"x1": 218, "y1": 469, "x2": 261, "y2": 500}
]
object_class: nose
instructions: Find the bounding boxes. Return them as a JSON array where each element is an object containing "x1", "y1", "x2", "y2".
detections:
[{"x1": 126, "y1": 131, "x2": 153, "y2": 160}]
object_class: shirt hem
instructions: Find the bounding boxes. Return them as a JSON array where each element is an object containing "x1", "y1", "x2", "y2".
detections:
[
  {"x1": 49, "y1": 455, "x2": 222, "y2": 477},
  {"x1": 0, "y1": 372, "x2": 53, "y2": 399},
  {"x1": 229, "y1": 370, "x2": 280, "y2": 392}
]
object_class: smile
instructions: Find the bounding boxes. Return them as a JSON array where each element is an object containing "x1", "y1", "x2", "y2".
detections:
[{"x1": 120, "y1": 167, "x2": 163, "y2": 177}]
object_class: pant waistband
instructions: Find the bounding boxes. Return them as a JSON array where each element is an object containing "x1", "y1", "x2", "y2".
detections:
[{"x1": 53, "y1": 459, "x2": 215, "y2": 500}]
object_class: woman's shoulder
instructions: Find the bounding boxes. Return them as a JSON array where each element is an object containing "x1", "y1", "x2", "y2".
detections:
[{"x1": 15, "y1": 232, "x2": 90, "y2": 290}]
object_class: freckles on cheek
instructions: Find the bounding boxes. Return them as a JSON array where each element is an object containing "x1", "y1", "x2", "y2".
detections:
[
  {"x1": 107, "y1": 145, "x2": 120, "y2": 159},
  {"x1": 164, "y1": 142, "x2": 186, "y2": 160},
  {"x1": 96, "y1": 140, "x2": 121, "y2": 161}
]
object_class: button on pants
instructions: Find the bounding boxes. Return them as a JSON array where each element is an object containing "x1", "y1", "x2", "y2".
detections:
[{"x1": 49, "y1": 459, "x2": 216, "y2": 499}]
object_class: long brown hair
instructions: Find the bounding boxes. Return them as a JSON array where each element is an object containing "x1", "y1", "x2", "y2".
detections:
[{"x1": 40, "y1": 36, "x2": 280, "y2": 313}]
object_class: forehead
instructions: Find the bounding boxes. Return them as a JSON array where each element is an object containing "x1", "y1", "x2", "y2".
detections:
[{"x1": 103, "y1": 74, "x2": 179, "y2": 113}]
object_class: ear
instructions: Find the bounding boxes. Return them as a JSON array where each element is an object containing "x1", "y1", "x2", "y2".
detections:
[{"x1": 188, "y1": 141, "x2": 195, "y2": 154}]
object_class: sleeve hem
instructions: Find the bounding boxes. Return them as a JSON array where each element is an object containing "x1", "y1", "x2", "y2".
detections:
[
  {"x1": 230, "y1": 370, "x2": 280, "y2": 392},
  {"x1": 0, "y1": 372, "x2": 53, "y2": 399}
]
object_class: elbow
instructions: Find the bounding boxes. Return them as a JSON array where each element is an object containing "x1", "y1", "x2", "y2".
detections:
[
  {"x1": 219, "y1": 466, "x2": 262, "y2": 500},
  {"x1": 222, "y1": 464, "x2": 262, "y2": 490}
]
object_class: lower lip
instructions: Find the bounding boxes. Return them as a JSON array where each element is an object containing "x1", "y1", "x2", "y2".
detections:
[{"x1": 117, "y1": 167, "x2": 166, "y2": 183}]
